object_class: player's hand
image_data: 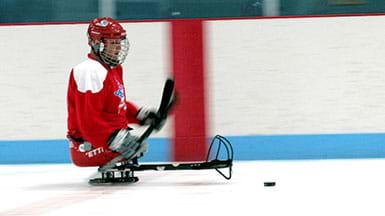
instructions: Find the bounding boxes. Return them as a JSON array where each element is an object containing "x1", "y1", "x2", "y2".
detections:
[{"x1": 136, "y1": 107, "x2": 165, "y2": 130}]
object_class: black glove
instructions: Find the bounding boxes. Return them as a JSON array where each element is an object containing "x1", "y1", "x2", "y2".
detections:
[{"x1": 136, "y1": 107, "x2": 166, "y2": 130}]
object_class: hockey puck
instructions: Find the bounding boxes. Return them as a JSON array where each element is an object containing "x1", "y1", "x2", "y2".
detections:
[{"x1": 264, "y1": 182, "x2": 276, "y2": 187}]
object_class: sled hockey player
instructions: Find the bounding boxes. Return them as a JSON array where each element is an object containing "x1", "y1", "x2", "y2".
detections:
[{"x1": 66, "y1": 17, "x2": 162, "y2": 167}]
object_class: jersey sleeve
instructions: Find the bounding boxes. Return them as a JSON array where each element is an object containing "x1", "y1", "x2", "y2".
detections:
[{"x1": 125, "y1": 100, "x2": 140, "y2": 124}]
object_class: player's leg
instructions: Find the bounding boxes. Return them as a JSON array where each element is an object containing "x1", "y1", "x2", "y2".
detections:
[
  {"x1": 69, "y1": 129, "x2": 148, "y2": 167},
  {"x1": 69, "y1": 140, "x2": 120, "y2": 167}
]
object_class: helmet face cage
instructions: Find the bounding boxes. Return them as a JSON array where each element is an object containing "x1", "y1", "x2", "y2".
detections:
[{"x1": 99, "y1": 37, "x2": 129, "y2": 67}]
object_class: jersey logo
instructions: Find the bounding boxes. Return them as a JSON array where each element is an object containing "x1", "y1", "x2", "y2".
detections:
[
  {"x1": 114, "y1": 86, "x2": 124, "y2": 99},
  {"x1": 114, "y1": 83, "x2": 127, "y2": 114},
  {"x1": 85, "y1": 147, "x2": 105, "y2": 158}
]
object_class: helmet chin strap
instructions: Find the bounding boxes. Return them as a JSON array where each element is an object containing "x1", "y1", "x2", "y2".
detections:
[
  {"x1": 90, "y1": 41, "x2": 101, "y2": 56},
  {"x1": 99, "y1": 42, "x2": 105, "y2": 52},
  {"x1": 97, "y1": 41, "x2": 116, "y2": 67},
  {"x1": 90, "y1": 37, "x2": 128, "y2": 67},
  {"x1": 90, "y1": 41, "x2": 115, "y2": 67}
]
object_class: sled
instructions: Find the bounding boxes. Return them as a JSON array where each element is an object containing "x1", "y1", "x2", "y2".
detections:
[{"x1": 89, "y1": 135, "x2": 233, "y2": 185}]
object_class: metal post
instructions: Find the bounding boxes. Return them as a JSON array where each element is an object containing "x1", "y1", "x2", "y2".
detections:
[
  {"x1": 263, "y1": 0, "x2": 280, "y2": 16},
  {"x1": 99, "y1": 0, "x2": 116, "y2": 18}
]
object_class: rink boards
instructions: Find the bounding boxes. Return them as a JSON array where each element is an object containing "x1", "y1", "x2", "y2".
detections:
[{"x1": 1, "y1": 15, "x2": 385, "y2": 163}]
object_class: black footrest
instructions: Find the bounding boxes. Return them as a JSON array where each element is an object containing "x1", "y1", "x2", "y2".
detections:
[
  {"x1": 89, "y1": 176, "x2": 139, "y2": 185},
  {"x1": 89, "y1": 169, "x2": 139, "y2": 185}
]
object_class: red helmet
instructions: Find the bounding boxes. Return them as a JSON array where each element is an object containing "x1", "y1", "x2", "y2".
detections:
[
  {"x1": 87, "y1": 17, "x2": 129, "y2": 66},
  {"x1": 88, "y1": 17, "x2": 126, "y2": 41}
]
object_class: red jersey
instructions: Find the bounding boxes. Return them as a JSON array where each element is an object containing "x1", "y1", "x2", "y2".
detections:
[{"x1": 67, "y1": 54, "x2": 140, "y2": 166}]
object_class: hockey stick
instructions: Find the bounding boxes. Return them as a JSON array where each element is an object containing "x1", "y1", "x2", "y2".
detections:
[
  {"x1": 137, "y1": 77, "x2": 175, "y2": 143},
  {"x1": 99, "y1": 78, "x2": 175, "y2": 172}
]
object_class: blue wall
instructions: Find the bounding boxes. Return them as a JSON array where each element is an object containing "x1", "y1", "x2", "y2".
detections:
[{"x1": 1, "y1": 133, "x2": 385, "y2": 164}]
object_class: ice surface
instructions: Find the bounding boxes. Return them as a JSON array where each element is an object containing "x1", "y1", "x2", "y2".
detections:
[{"x1": 1, "y1": 160, "x2": 385, "y2": 216}]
